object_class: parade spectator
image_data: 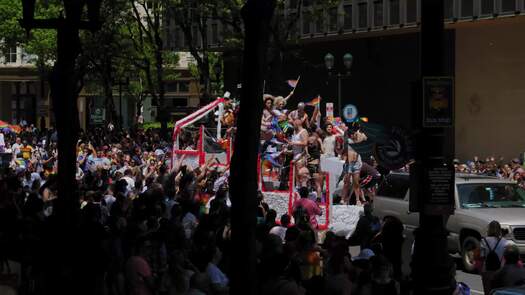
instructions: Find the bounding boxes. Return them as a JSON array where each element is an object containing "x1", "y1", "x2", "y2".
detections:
[
  {"x1": 349, "y1": 204, "x2": 381, "y2": 249},
  {"x1": 11, "y1": 137, "x2": 22, "y2": 157},
  {"x1": 292, "y1": 187, "x2": 322, "y2": 229},
  {"x1": 0, "y1": 131, "x2": 5, "y2": 152},
  {"x1": 479, "y1": 220, "x2": 514, "y2": 295},
  {"x1": 270, "y1": 214, "x2": 291, "y2": 243},
  {"x1": 491, "y1": 244, "x2": 525, "y2": 290}
]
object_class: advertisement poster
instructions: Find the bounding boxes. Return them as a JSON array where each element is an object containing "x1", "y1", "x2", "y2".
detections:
[
  {"x1": 326, "y1": 103, "x2": 334, "y2": 121},
  {"x1": 423, "y1": 77, "x2": 454, "y2": 128}
]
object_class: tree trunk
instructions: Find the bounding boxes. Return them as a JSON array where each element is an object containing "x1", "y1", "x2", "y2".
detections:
[
  {"x1": 229, "y1": 0, "x2": 275, "y2": 295},
  {"x1": 103, "y1": 79, "x2": 117, "y2": 126},
  {"x1": 155, "y1": 44, "x2": 168, "y2": 138}
]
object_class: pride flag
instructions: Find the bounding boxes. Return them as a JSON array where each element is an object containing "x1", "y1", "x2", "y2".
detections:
[
  {"x1": 305, "y1": 96, "x2": 321, "y2": 107},
  {"x1": 286, "y1": 76, "x2": 300, "y2": 89}
]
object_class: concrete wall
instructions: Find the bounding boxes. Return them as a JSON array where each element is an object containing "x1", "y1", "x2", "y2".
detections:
[{"x1": 455, "y1": 17, "x2": 525, "y2": 161}]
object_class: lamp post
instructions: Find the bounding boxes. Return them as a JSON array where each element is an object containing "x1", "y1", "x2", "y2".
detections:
[{"x1": 324, "y1": 52, "x2": 353, "y2": 116}]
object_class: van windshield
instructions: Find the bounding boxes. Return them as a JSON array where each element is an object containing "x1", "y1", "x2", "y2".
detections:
[{"x1": 458, "y1": 183, "x2": 525, "y2": 208}]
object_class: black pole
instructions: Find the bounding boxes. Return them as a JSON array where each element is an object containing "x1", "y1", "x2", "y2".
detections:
[{"x1": 412, "y1": 0, "x2": 456, "y2": 294}]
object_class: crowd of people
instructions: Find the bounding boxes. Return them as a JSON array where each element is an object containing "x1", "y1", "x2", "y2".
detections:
[
  {"x1": 1, "y1": 92, "x2": 525, "y2": 295},
  {"x1": 0, "y1": 121, "x2": 408, "y2": 295},
  {"x1": 454, "y1": 156, "x2": 525, "y2": 187}
]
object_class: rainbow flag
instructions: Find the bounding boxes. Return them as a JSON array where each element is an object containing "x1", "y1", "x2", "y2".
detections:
[
  {"x1": 9, "y1": 125, "x2": 22, "y2": 134},
  {"x1": 305, "y1": 96, "x2": 321, "y2": 107},
  {"x1": 0, "y1": 120, "x2": 8, "y2": 129},
  {"x1": 286, "y1": 76, "x2": 300, "y2": 88}
]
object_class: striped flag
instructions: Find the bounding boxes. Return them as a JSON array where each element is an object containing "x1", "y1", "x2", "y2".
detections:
[
  {"x1": 286, "y1": 80, "x2": 298, "y2": 88},
  {"x1": 286, "y1": 75, "x2": 300, "y2": 89},
  {"x1": 305, "y1": 96, "x2": 321, "y2": 107}
]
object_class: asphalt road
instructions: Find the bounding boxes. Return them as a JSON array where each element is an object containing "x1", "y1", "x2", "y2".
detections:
[{"x1": 349, "y1": 230, "x2": 485, "y2": 294}]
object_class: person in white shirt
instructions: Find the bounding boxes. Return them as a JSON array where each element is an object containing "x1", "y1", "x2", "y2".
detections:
[
  {"x1": 0, "y1": 131, "x2": 5, "y2": 152},
  {"x1": 121, "y1": 169, "x2": 136, "y2": 193},
  {"x1": 322, "y1": 123, "x2": 337, "y2": 157},
  {"x1": 269, "y1": 214, "x2": 291, "y2": 243},
  {"x1": 11, "y1": 137, "x2": 22, "y2": 158}
]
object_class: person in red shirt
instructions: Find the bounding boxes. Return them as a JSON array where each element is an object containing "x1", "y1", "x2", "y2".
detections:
[{"x1": 293, "y1": 187, "x2": 322, "y2": 229}]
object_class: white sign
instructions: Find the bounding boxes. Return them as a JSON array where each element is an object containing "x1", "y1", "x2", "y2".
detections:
[
  {"x1": 342, "y1": 104, "x2": 358, "y2": 122},
  {"x1": 326, "y1": 103, "x2": 334, "y2": 120}
]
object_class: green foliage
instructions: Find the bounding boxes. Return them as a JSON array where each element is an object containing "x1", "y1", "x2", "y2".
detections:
[{"x1": 0, "y1": 0, "x2": 60, "y2": 72}]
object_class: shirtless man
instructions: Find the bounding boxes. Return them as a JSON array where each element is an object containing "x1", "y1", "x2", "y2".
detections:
[{"x1": 288, "y1": 103, "x2": 309, "y2": 129}]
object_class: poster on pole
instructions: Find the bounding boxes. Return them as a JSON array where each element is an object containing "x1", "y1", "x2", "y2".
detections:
[
  {"x1": 422, "y1": 77, "x2": 454, "y2": 128},
  {"x1": 326, "y1": 103, "x2": 334, "y2": 121}
]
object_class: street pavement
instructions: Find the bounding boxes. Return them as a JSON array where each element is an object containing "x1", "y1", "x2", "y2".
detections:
[{"x1": 349, "y1": 230, "x2": 484, "y2": 294}]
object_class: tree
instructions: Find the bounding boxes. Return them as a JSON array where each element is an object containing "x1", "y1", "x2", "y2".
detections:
[
  {"x1": 170, "y1": 0, "x2": 213, "y2": 102},
  {"x1": 168, "y1": 0, "x2": 245, "y2": 102},
  {"x1": 81, "y1": 0, "x2": 133, "y2": 127},
  {"x1": 124, "y1": 0, "x2": 175, "y2": 137},
  {"x1": 229, "y1": 0, "x2": 275, "y2": 294}
]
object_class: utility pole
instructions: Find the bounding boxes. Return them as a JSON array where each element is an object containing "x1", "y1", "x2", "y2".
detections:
[
  {"x1": 411, "y1": 1, "x2": 456, "y2": 294},
  {"x1": 20, "y1": 2, "x2": 101, "y2": 293},
  {"x1": 229, "y1": 0, "x2": 275, "y2": 294}
]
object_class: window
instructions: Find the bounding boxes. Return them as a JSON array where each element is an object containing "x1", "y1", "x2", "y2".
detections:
[
  {"x1": 343, "y1": 5, "x2": 353, "y2": 30},
  {"x1": 458, "y1": 183, "x2": 525, "y2": 209},
  {"x1": 501, "y1": 0, "x2": 516, "y2": 13},
  {"x1": 481, "y1": 0, "x2": 494, "y2": 15},
  {"x1": 461, "y1": 0, "x2": 474, "y2": 17},
  {"x1": 329, "y1": 7, "x2": 338, "y2": 32},
  {"x1": 21, "y1": 49, "x2": 31, "y2": 64},
  {"x1": 211, "y1": 24, "x2": 219, "y2": 45},
  {"x1": 406, "y1": 0, "x2": 417, "y2": 23},
  {"x1": 302, "y1": 11, "x2": 311, "y2": 34},
  {"x1": 377, "y1": 174, "x2": 410, "y2": 199},
  {"x1": 166, "y1": 83, "x2": 178, "y2": 92},
  {"x1": 315, "y1": 10, "x2": 325, "y2": 33},
  {"x1": 5, "y1": 47, "x2": 17, "y2": 63},
  {"x1": 444, "y1": 0, "x2": 454, "y2": 19},
  {"x1": 373, "y1": 1, "x2": 383, "y2": 27},
  {"x1": 178, "y1": 81, "x2": 190, "y2": 92},
  {"x1": 171, "y1": 98, "x2": 187, "y2": 107},
  {"x1": 358, "y1": 2, "x2": 368, "y2": 28},
  {"x1": 389, "y1": 0, "x2": 400, "y2": 25}
]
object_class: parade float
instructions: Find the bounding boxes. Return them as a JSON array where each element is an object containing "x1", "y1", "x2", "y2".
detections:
[{"x1": 171, "y1": 96, "x2": 364, "y2": 235}]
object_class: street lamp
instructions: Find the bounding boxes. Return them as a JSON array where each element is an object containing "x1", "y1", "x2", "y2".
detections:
[{"x1": 325, "y1": 52, "x2": 353, "y2": 115}]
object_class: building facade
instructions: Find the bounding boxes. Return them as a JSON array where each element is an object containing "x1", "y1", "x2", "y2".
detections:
[{"x1": 0, "y1": 46, "x2": 52, "y2": 129}]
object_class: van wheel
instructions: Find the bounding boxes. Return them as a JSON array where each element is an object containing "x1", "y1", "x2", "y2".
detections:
[{"x1": 461, "y1": 236, "x2": 480, "y2": 273}]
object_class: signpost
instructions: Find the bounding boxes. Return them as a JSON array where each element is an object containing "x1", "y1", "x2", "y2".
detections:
[
  {"x1": 90, "y1": 107, "x2": 105, "y2": 125},
  {"x1": 342, "y1": 104, "x2": 358, "y2": 123},
  {"x1": 423, "y1": 77, "x2": 454, "y2": 128}
]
